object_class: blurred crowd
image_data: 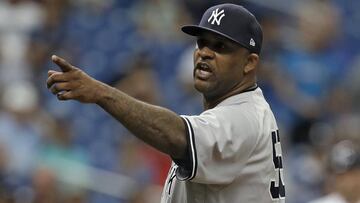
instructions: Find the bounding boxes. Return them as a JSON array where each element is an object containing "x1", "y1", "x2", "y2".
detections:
[{"x1": 0, "y1": 0, "x2": 359, "y2": 202}]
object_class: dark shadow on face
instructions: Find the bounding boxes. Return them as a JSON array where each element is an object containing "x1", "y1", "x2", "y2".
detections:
[{"x1": 192, "y1": 31, "x2": 253, "y2": 106}]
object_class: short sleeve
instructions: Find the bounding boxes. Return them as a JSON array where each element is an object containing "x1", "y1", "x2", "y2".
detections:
[{"x1": 174, "y1": 106, "x2": 260, "y2": 184}]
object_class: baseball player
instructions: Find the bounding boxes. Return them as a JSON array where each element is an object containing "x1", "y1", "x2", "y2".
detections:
[{"x1": 47, "y1": 3, "x2": 285, "y2": 203}]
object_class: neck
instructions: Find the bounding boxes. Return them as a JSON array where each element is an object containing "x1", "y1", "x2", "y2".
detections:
[{"x1": 203, "y1": 82, "x2": 257, "y2": 110}]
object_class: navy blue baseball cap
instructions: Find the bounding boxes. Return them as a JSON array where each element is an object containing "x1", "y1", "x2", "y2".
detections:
[{"x1": 182, "y1": 3, "x2": 263, "y2": 54}]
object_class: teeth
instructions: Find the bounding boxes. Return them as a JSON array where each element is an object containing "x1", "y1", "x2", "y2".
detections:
[{"x1": 199, "y1": 63, "x2": 209, "y2": 70}]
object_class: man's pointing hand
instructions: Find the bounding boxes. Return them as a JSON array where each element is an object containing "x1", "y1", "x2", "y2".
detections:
[{"x1": 46, "y1": 55, "x2": 109, "y2": 103}]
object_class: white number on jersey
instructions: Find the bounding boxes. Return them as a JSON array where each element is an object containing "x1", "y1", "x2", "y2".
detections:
[{"x1": 270, "y1": 130, "x2": 285, "y2": 200}]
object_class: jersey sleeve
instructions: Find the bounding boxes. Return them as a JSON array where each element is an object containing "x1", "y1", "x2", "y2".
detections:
[{"x1": 173, "y1": 106, "x2": 260, "y2": 184}]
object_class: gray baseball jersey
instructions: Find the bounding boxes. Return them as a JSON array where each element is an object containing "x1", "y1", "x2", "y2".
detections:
[{"x1": 161, "y1": 87, "x2": 285, "y2": 203}]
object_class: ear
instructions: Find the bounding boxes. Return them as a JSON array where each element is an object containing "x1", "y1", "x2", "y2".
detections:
[{"x1": 244, "y1": 53, "x2": 259, "y2": 74}]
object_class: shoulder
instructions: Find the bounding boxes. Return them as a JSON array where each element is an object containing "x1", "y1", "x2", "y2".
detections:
[
  {"x1": 205, "y1": 88, "x2": 270, "y2": 121},
  {"x1": 183, "y1": 88, "x2": 275, "y2": 133}
]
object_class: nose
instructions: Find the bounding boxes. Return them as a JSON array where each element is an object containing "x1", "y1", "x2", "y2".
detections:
[{"x1": 197, "y1": 46, "x2": 215, "y2": 60}]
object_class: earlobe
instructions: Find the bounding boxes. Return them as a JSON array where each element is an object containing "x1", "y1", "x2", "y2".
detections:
[{"x1": 244, "y1": 54, "x2": 259, "y2": 74}]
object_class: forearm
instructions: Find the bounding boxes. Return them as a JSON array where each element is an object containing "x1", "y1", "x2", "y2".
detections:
[
  {"x1": 47, "y1": 55, "x2": 187, "y2": 158},
  {"x1": 96, "y1": 83, "x2": 187, "y2": 159}
]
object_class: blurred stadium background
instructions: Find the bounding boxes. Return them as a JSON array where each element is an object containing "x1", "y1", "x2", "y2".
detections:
[{"x1": 0, "y1": 0, "x2": 359, "y2": 202}]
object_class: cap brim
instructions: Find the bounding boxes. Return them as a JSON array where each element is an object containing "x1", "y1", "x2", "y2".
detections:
[{"x1": 181, "y1": 25, "x2": 249, "y2": 50}]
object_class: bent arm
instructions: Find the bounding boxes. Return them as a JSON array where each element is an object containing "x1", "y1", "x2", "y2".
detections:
[
  {"x1": 47, "y1": 55, "x2": 188, "y2": 159},
  {"x1": 96, "y1": 84, "x2": 187, "y2": 159}
]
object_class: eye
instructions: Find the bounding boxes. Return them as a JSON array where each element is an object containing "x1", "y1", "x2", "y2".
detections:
[{"x1": 214, "y1": 42, "x2": 226, "y2": 51}]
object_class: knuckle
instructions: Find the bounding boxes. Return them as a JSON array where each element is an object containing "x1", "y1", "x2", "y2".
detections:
[
  {"x1": 51, "y1": 84, "x2": 59, "y2": 92},
  {"x1": 46, "y1": 80, "x2": 53, "y2": 88},
  {"x1": 72, "y1": 67, "x2": 80, "y2": 74},
  {"x1": 51, "y1": 72, "x2": 59, "y2": 78},
  {"x1": 52, "y1": 84, "x2": 58, "y2": 91},
  {"x1": 47, "y1": 77, "x2": 52, "y2": 83},
  {"x1": 49, "y1": 74, "x2": 60, "y2": 83},
  {"x1": 71, "y1": 68, "x2": 79, "y2": 75},
  {"x1": 72, "y1": 66, "x2": 79, "y2": 71},
  {"x1": 57, "y1": 92, "x2": 68, "y2": 100},
  {"x1": 51, "y1": 86, "x2": 58, "y2": 94},
  {"x1": 57, "y1": 93, "x2": 64, "y2": 100}
]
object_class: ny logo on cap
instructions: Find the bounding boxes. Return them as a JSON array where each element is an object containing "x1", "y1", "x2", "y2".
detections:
[
  {"x1": 208, "y1": 8, "x2": 225, "y2": 25},
  {"x1": 250, "y1": 38, "x2": 256, "y2": 46}
]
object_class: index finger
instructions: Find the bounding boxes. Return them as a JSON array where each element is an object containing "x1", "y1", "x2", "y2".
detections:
[{"x1": 51, "y1": 55, "x2": 74, "y2": 72}]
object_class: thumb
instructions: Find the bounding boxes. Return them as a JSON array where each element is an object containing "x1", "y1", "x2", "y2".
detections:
[{"x1": 51, "y1": 55, "x2": 74, "y2": 72}]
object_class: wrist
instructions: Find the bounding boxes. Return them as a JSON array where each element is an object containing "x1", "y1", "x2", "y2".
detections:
[{"x1": 95, "y1": 82, "x2": 116, "y2": 106}]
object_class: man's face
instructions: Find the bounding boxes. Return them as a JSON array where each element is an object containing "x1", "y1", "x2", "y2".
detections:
[{"x1": 193, "y1": 32, "x2": 249, "y2": 100}]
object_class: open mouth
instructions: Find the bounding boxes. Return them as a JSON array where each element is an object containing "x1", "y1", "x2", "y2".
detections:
[
  {"x1": 196, "y1": 62, "x2": 212, "y2": 72},
  {"x1": 195, "y1": 62, "x2": 213, "y2": 80}
]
